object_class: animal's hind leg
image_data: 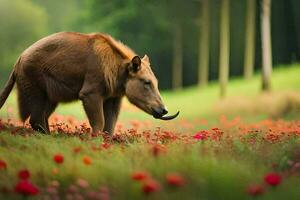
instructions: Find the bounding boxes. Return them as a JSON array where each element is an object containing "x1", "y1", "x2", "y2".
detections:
[
  {"x1": 16, "y1": 78, "x2": 48, "y2": 133},
  {"x1": 29, "y1": 99, "x2": 48, "y2": 133},
  {"x1": 44, "y1": 101, "x2": 57, "y2": 132},
  {"x1": 26, "y1": 90, "x2": 49, "y2": 133},
  {"x1": 17, "y1": 77, "x2": 33, "y2": 122},
  {"x1": 17, "y1": 89, "x2": 30, "y2": 122}
]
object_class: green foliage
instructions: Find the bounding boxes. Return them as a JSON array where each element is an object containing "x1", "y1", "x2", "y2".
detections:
[
  {"x1": 0, "y1": 0, "x2": 47, "y2": 73},
  {"x1": 80, "y1": 0, "x2": 199, "y2": 89},
  {"x1": 1, "y1": 0, "x2": 300, "y2": 89},
  {"x1": 32, "y1": 0, "x2": 82, "y2": 32}
]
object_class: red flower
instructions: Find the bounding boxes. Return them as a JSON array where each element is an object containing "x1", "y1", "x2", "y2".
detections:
[
  {"x1": 0, "y1": 159, "x2": 7, "y2": 170},
  {"x1": 294, "y1": 162, "x2": 300, "y2": 169},
  {"x1": 101, "y1": 143, "x2": 111, "y2": 150},
  {"x1": 18, "y1": 169, "x2": 30, "y2": 180},
  {"x1": 142, "y1": 179, "x2": 161, "y2": 194},
  {"x1": 131, "y1": 171, "x2": 150, "y2": 181},
  {"x1": 264, "y1": 172, "x2": 282, "y2": 186},
  {"x1": 14, "y1": 180, "x2": 39, "y2": 196},
  {"x1": 193, "y1": 131, "x2": 208, "y2": 140},
  {"x1": 53, "y1": 154, "x2": 64, "y2": 164},
  {"x1": 82, "y1": 155, "x2": 92, "y2": 165},
  {"x1": 166, "y1": 173, "x2": 185, "y2": 187},
  {"x1": 73, "y1": 147, "x2": 82, "y2": 154},
  {"x1": 246, "y1": 184, "x2": 265, "y2": 196}
]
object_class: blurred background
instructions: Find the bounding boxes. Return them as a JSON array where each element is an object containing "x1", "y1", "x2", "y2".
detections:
[{"x1": 1, "y1": 0, "x2": 300, "y2": 124}]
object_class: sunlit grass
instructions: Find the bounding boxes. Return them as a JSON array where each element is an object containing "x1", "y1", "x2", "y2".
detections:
[
  {"x1": 0, "y1": 119, "x2": 300, "y2": 199},
  {"x1": 0, "y1": 65, "x2": 300, "y2": 199},
  {"x1": 1, "y1": 65, "x2": 300, "y2": 123}
]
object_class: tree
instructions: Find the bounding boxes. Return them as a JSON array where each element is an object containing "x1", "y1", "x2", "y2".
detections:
[
  {"x1": 33, "y1": 0, "x2": 82, "y2": 32},
  {"x1": 261, "y1": 0, "x2": 272, "y2": 91},
  {"x1": 163, "y1": 0, "x2": 196, "y2": 91},
  {"x1": 172, "y1": 22, "x2": 183, "y2": 90},
  {"x1": 0, "y1": 0, "x2": 47, "y2": 83},
  {"x1": 244, "y1": 0, "x2": 256, "y2": 79},
  {"x1": 83, "y1": 0, "x2": 198, "y2": 90},
  {"x1": 219, "y1": 0, "x2": 230, "y2": 98},
  {"x1": 198, "y1": 0, "x2": 210, "y2": 87}
]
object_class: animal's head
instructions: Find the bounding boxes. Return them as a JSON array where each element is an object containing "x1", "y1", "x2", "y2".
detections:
[{"x1": 125, "y1": 55, "x2": 179, "y2": 120}]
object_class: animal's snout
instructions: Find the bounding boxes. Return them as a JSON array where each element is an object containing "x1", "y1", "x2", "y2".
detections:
[
  {"x1": 162, "y1": 107, "x2": 168, "y2": 115},
  {"x1": 152, "y1": 106, "x2": 168, "y2": 117}
]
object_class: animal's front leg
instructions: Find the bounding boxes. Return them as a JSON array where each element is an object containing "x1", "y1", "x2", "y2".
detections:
[
  {"x1": 103, "y1": 97, "x2": 122, "y2": 134},
  {"x1": 81, "y1": 93, "x2": 104, "y2": 133}
]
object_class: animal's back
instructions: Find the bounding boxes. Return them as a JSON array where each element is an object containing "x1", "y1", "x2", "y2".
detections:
[
  {"x1": 16, "y1": 32, "x2": 99, "y2": 102},
  {"x1": 21, "y1": 32, "x2": 91, "y2": 77}
]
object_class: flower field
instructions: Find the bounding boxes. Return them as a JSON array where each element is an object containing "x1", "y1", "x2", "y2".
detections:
[
  {"x1": 1, "y1": 66, "x2": 300, "y2": 199},
  {"x1": 0, "y1": 114, "x2": 300, "y2": 200}
]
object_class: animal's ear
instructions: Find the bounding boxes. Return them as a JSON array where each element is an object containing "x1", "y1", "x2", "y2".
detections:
[
  {"x1": 129, "y1": 56, "x2": 141, "y2": 73},
  {"x1": 142, "y1": 54, "x2": 150, "y2": 63}
]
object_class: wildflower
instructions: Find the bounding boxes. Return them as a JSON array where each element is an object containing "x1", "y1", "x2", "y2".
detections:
[
  {"x1": 101, "y1": 143, "x2": 111, "y2": 150},
  {"x1": 76, "y1": 178, "x2": 89, "y2": 189},
  {"x1": 98, "y1": 186, "x2": 110, "y2": 200},
  {"x1": 53, "y1": 154, "x2": 64, "y2": 164},
  {"x1": 0, "y1": 160, "x2": 7, "y2": 170},
  {"x1": 52, "y1": 168, "x2": 59, "y2": 175},
  {"x1": 73, "y1": 147, "x2": 82, "y2": 154},
  {"x1": 49, "y1": 180, "x2": 60, "y2": 188},
  {"x1": 18, "y1": 169, "x2": 30, "y2": 180},
  {"x1": 166, "y1": 173, "x2": 186, "y2": 187},
  {"x1": 294, "y1": 162, "x2": 300, "y2": 169},
  {"x1": 87, "y1": 191, "x2": 98, "y2": 199},
  {"x1": 46, "y1": 186, "x2": 58, "y2": 195},
  {"x1": 131, "y1": 171, "x2": 150, "y2": 181},
  {"x1": 99, "y1": 186, "x2": 110, "y2": 194},
  {"x1": 264, "y1": 172, "x2": 282, "y2": 186},
  {"x1": 193, "y1": 131, "x2": 208, "y2": 140},
  {"x1": 14, "y1": 180, "x2": 39, "y2": 196},
  {"x1": 82, "y1": 155, "x2": 92, "y2": 165},
  {"x1": 67, "y1": 185, "x2": 78, "y2": 193},
  {"x1": 142, "y1": 179, "x2": 161, "y2": 194},
  {"x1": 246, "y1": 184, "x2": 265, "y2": 196},
  {"x1": 130, "y1": 120, "x2": 141, "y2": 129}
]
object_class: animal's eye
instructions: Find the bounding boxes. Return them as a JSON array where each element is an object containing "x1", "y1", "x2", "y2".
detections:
[{"x1": 144, "y1": 80, "x2": 151, "y2": 85}]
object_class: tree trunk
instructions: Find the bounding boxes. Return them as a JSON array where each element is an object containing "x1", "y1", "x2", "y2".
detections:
[
  {"x1": 172, "y1": 22, "x2": 183, "y2": 90},
  {"x1": 198, "y1": 0, "x2": 210, "y2": 87},
  {"x1": 219, "y1": 0, "x2": 230, "y2": 98},
  {"x1": 244, "y1": 0, "x2": 256, "y2": 79},
  {"x1": 261, "y1": 0, "x2": 272, "y2": 91}
]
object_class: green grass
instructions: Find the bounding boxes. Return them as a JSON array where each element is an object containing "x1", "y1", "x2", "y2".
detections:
[
  {"x1": 0, "y1": 124, "x2": 299, "y2": 199},
  {"x1": 1, "y1": 65, "x2": 300, "y2": 123},
  {"x1": 0, "y1": 65, "x2": 300, "y2": 199}
]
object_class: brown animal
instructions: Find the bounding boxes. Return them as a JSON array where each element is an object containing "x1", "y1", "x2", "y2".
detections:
[{"x1": 0, "y1": 32, "x2": 179, "y2": 134}]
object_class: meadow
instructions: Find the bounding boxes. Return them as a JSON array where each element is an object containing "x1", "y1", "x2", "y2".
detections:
[{"x1": 0, "y1": 65, "x2": 300, "y2": 199}]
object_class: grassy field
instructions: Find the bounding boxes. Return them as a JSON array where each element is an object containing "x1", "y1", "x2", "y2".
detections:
[
  {"x1": 0, "y1": 65, "x2": 300, "y2": 199},
  {"x1": 2, "y1": 64, "x2": 300, "y2": 121}
]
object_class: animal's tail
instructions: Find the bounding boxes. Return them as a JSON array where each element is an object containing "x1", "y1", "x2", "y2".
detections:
[{"x1": 0, "y1": 61, "x2": 18, "y2": 109}]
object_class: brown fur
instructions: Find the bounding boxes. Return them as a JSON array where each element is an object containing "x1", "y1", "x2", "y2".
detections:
[{"x1": 0, "y1": 32, "x2": 167, "y2": 134}]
